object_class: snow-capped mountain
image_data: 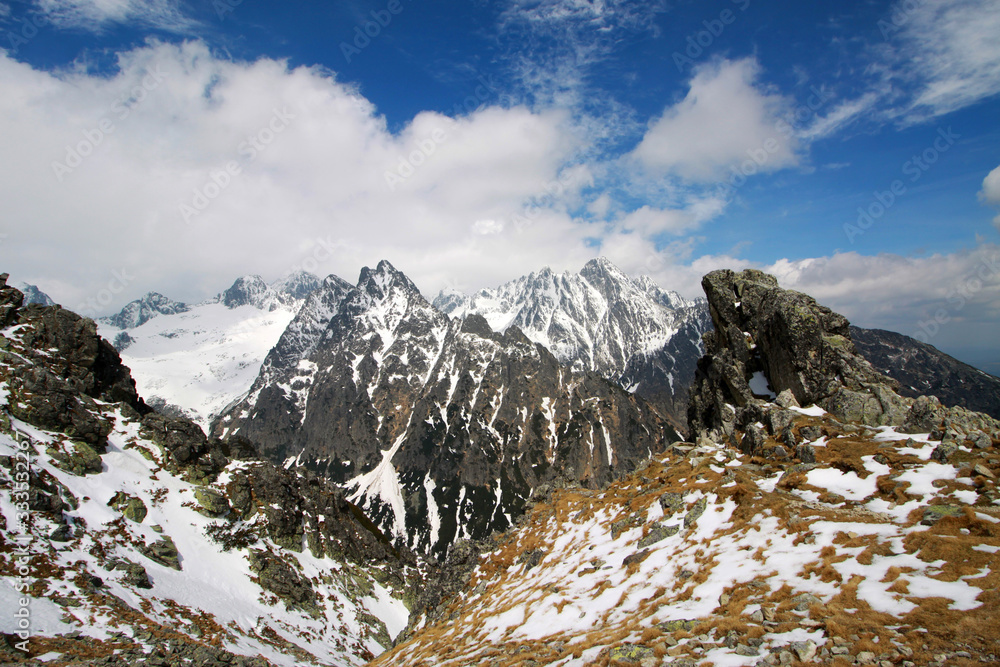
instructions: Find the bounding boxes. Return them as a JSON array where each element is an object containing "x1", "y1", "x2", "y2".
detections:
[
  {"x1": 13, "y1": 281, "x2": 55, "y2": 306},
  {"x1": 0, "y1": 275, "x2": 415, "y2": 666},
  {"x1": 434, "y1": 257, "x2": 712, "y2": 427},
  {"x1": 103, "y1": 292, "x2": 190, "y2": 329},
  {"x1": 96, "y1": 272, "x2": 321, "y2": 430},
  {"x1": 214, "y1": 261, "x2": 678, "y2": 557}
]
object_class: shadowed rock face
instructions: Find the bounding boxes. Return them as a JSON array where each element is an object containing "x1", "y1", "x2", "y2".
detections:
[{"x1": 688, "y1": 269, "x2": 1000, "y2": 444}]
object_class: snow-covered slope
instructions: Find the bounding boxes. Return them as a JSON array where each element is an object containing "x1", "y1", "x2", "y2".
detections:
[
  {"x1": 97, "y1": 272, "x2": 320, "y2": 431},
  {"x1": 375, "y1": 407, "x2": 1000, "y2": 667}
]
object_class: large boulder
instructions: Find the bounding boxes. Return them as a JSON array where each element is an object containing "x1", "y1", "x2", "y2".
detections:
[{"x1": 687, "y1": 269, "x2": 1000, "y2": 441}]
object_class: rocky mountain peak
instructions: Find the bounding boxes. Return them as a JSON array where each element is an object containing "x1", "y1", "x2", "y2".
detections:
[
  {"x1": 270, "y1": 270, "x2": 321, "y2": 300},
  {"x1": 358, "y1": 260, "x2": 421, "y2": 300},
  {"x1": 103, "y1": 291, "x2": 190, "y2": 330},
  {"x1": 14, "y1": 280, "x2": 56, "y2": 306},
  {"x1": 221, "y1": 274, "x2": 285, "y2": 310}
]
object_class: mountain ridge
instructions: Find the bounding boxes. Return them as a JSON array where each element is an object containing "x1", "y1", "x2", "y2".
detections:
[{"x1": 214, "y1": 260, "x2": 679, "y2": 557}]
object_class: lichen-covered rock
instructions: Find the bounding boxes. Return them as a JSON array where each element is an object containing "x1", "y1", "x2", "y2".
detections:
[
  {"x1": 194, "y1": 487, "x2": 230, "y2": 516},
  {"x1": 109, "y1": 492, "x2": 147, "y2": 523},
  {"x1": 609, "y1": 643, "x2": 655, "y2": 664},
  {"x1": 921, "y1": 505, "x2": 964, "y2": 526},
  {"x1": 48, "y1": 440, "x2": 103, "y2": 476},
  {"x1": 638, "y1": 523, "x2": 679, "y2": 548},
  {"x1": 143, "y1": 536, "x2": 181, "y2": 570},
  {"x1": 688, "y1": 269, "x2": 1000, "y2": 443},
  {"x1": 248, "y1": 550, "x2": 319, "y2": 615}
]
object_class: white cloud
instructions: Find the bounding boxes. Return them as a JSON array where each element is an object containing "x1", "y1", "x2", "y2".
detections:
[
  {"x1": 885, "y1": 0, "x2": 1000, "y2": 121},
  {"x1": 33, "y1": 0, "x2": 196, "y2": 32},
  {"x1": 981, "y1": 165, "x2": 1000, "y2": 205},
  {"x1": 0, "y1": 41, "x2": 604, "y2": 311},
  {"x1": 981, "y1": 165, "x2": 1000, "y2": 230},
  {"x1": 630, "y1": 58, "x2": 799, "y2": 182}
]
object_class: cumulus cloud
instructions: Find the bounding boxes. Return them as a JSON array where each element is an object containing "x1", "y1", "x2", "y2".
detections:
[
  {"x1": 884, "y1": 0, "x2": 1000, "y2": 122},
  {"x1": 0, "y1": 41, "x2": 608, "y2": 311},
  {"x1": 630, "y1": 58, "x2": 799, "y2": 182},
  {"x1": 767, "y1": 245, "x2": 1000, "y2": 345}
]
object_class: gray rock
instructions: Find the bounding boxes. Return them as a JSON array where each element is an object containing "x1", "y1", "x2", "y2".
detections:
[
  {"x1": 775, "y1": 389, "x2": 799, "y2": 409},
  {"x1": 638, "y1": 523, "x2": 680, "y2": 548},
  {"x1": 659, "y1": 492, "x2": 685, "y2": 515},
  {"x1": 931, "y1": 442, "x2": 959, "y2": 462},
  {"x1": 684, "y1": 497, "x2": 708, "y2": 529},
  {"x1": 194, "y1": 487, "x2": 230, "y2": 516}
]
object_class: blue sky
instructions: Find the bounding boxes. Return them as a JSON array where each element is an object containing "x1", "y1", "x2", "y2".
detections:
[{"x1": 1, "y1": 0, "x2": 1000, "y2": 371}]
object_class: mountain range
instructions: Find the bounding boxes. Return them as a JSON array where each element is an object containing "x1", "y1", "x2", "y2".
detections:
[
  {"x1": 4, "y1": 266, "x2": 999, "y2": 667},
  {"x1": 213, "y1": 261, "x2": 676, "y2": 557}
]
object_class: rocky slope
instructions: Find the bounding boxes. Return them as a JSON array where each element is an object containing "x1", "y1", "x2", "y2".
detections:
[
  {"x1": 851, "y1": 326, "x2": 1000, "y2": 420},
  {"x1": 373, "y1": 268, "x2": 1000, "y2": 667},
  {"x1": 435, "y1": 258, "x2": 711, "y2": 429},
  {"x1": 96, "y1": 272, "x2": 321, "y2": 430},
  {"x1": 214, "y1": 261, "x2": 678, "y2": 558},
  {"x1": 0, "y1": 274, "x2": 417, "y2": 666}
]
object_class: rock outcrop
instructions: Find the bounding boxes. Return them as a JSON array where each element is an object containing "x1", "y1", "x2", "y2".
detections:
[{"x1": 688, "y1": 269, "x2": 1000, "y2": 446}]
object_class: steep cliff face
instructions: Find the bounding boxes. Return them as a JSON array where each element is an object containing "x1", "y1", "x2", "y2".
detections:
[
  {"x1": 215, "y1": 261, "x2": 678, "y2": 557},
  {"x1": 0, "y1": 274, "x2": 417, "y2": 666}
]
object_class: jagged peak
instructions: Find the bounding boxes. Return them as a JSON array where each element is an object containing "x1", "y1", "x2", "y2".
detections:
[
  {"x1": 358, "y1": 260, "x2": 421, "y2": 299},
  {"x1": 270, "y1": 270, "x2": 322, "y2": 300},
  {"x1": 580, "y1": 256, "x2": 624, "y2": 276},
  {"x1": 14, "y1": 281, "x2": 56, "y2": 307},
  {"x1": 220, "y1": 274, "x2": 289, "y2": 311}
]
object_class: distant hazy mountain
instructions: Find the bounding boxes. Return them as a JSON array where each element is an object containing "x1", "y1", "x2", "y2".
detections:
[{"x1": 851, "y1": 325, "x2": 1000, "y2": 419}]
